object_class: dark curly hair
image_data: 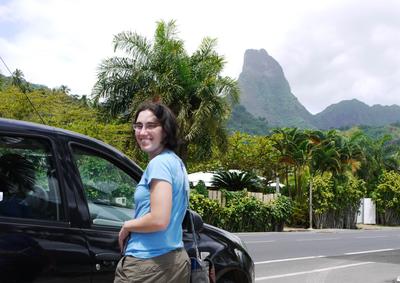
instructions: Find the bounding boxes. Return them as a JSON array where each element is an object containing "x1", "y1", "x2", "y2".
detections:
[{"x1": 133, "y1": 102, "x2": 179, "y2": 152}]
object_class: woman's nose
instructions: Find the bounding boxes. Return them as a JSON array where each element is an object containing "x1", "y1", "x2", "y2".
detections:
[{"x1": 137, "y1": 127, "x2": 149, "y2": 134}]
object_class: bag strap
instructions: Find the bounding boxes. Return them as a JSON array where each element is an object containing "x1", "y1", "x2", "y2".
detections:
[
  {"x1": 188, "y1": 208, "x2": 201, "y2": 259},
  {"x1": 179, "y1": 157, "x2": 201, "y2": 260},
  {"x1": 184, "y1": 183, "x2": 201, "y2": 260}
]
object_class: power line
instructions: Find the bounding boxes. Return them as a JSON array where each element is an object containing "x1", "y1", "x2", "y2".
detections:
[
  {"x1": 0, "y1": 56, "x2": 13, "y2": 75},
  {"x1": 0, "y1": 55, "x2": 47, "y2": 125}
]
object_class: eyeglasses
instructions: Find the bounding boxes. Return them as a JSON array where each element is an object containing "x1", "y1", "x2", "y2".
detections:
[{"x1": 133, "y1": 122, "x2": 161, "y2": 132}]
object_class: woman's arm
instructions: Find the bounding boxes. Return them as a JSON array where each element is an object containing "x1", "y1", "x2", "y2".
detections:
[
  {"x1": 118, "y1": 179, "x2": 172, "y2": 251},
  {"x1": 122, "y1": 179, "x2": 172, "y2": 229}
]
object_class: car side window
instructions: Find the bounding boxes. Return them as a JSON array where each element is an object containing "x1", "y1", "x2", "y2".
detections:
[
  {"x1": 71, "y1": 146, "x2": 136, "y2": 228},
  {"x1": 0, "y1": 136, "x2": 64, "y2": 221}
]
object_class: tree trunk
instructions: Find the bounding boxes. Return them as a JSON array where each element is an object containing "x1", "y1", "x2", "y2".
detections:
[
  {"x1": 177, "y1": 142, "x2": 189, "y2": 164},
  {"x1": 286, "y1": 166, "x2": 291, "y2": 198}
]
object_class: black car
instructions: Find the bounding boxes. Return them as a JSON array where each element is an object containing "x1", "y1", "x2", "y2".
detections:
[{"x1": 0, "y1": 118, "x2": 254, "y2": 283}]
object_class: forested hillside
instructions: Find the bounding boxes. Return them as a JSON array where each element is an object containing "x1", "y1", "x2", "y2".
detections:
[{"x1": 0, "y1": 86, "x2": 143, "y2": 166}]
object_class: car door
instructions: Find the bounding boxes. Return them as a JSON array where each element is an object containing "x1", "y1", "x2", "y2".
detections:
[
  {"x1": 68, "y1": 142, "x2": 139, "y2": 283},
  {"x1": 0, "y1": 134, "x2": 92, "y2": 283}
]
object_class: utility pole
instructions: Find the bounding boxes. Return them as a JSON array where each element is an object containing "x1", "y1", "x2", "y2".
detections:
[
  {"x1": 309, "y1": 181, "x2": 313, "y2": 229},
  {"x1": 275, "y1": 176, "x2": 280, "y2": 194}
]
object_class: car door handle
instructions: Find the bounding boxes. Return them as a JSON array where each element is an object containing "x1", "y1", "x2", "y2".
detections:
[{"x1": 94, "y1": 253, "x2": 121, "y2": 270}]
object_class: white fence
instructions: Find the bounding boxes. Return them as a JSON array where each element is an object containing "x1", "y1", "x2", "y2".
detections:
[{"x1": 207, "y1": 190, "x2": 278, "y2": 206}]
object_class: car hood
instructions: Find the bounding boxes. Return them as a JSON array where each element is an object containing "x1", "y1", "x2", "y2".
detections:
[{"x1": 202, "y1": 223, "x2": 248, "y2": 251}]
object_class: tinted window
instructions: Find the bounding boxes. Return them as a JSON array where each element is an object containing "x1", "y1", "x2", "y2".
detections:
[
  {"x1": 72, "y1": 146, "x2": 136, "y2": 227},
  {"x1": 0, "y1": 136, "x2": 64, "y2": 221}
]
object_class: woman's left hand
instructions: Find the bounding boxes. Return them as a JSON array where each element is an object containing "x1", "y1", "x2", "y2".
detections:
[{"x1": 118, "y1": 224, "x2": 130, "y2": 253}]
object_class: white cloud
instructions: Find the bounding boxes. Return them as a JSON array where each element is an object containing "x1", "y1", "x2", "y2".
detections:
[{"x1": 276, "y1": 0, "x2": 400, "y2": 113}]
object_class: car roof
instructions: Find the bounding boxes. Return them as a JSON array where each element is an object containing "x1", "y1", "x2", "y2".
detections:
[
  {"x1": 0, "y1": 118, "x2": 138, "y2": 168},
  {"x1": 1, "y1": 117, "x2": 107, "y2": 144},
  {"x1": 0, "y1": 117, "x2": 57, "y2": 132}
]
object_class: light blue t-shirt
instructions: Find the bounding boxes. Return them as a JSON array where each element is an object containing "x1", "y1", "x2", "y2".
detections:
[{"x1": 125, "y1": 150, "x2": 189, "y2": 259}]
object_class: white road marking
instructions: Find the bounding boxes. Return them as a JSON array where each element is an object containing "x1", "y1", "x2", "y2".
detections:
[
  {"x1": 255, "y1": 255, "x2": 325, "y2": 265},
  {"x1": 245, "y1": 240, "x2": 276, "y2": 244},
  {"x1": 355, "y1": 236, "x2": 388, "y2": 239},
  {"x1": 345, "y1": 248, "x2": 394, "y2": 255},
  {"x1": 234, "y1": 232, "x2": 273, "y2": 236},
  {"x1": 296, "y1": 237, "x2": 341, "y2": 241},
  {"x1": 255, "y1": 262, "x2": 374, "y2": 281},
  {"x1": 255, "y1": 248, "x2": 398, "y2": 265}
]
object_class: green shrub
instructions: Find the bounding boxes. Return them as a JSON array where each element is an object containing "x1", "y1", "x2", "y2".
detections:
[
  {"x1": 192, "y1": 180, "x2": 209, "y2": 197},
  {"x1": 223, "y1": 195, "x2": 272, "y2": 232},
  {"x1": 189, "y1": 190, "x2": 293, "y2": 232},
  {"x1": 270, "y1": 195, "x2": 293, "y2": 227},
  {"x1": 372, "y1": 170, "x2": 400, "y2": 225},
  {"x1": 311, "y1": 173, "x2": 334, "y2": 215},
  {"x1": 288, "y1": 199, "x2": 309, "y2": 228},
  {"x1": 189, "y1": 191, "x2": 223, "y2": 227}
]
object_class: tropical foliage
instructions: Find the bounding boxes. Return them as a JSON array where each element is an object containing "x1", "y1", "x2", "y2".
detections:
[
  {"x1": 267, "y1": 127, "x2": 399, "y2": 227},
  {"x1": 189, "y1": 190, "x2": 292, "y2": 232},
  {"x1": 211, "y1": 170, "x2": 261, "y2": 192},
  {"x1": 188, "y1": 132, "x2": 277, "y2": 179},
  {"x1": 352, "y1": 132, "x2": 400, "y2": 192},
  {"x1": 372, "y1": 171, "x2": 400, "y2": 225},
  {"x1": 310, "y1": 172, "x2": 334, "y2": 228},
  {"x1": 309, "y1": 172, "x2": 366, "y2": 229}
]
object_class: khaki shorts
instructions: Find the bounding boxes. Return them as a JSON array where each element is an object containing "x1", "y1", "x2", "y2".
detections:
[{"x1": 114, "y1": 248, "x2": 190, "y2": 283}]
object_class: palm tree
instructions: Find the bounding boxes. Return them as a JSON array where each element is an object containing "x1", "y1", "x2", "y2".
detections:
[
  {"x1": 336, "y1": 133, "x2": 363, "y2": 174},
  {"x1": 11, "y1": 69, "x2": 26, "y2": 91},
  {"x1": 353, "y1": 132, "x2": 400, "y2": 192},
  {"x1": 271, "y1": 128, "x2": 294, "y2": 195},
  {"x1": 93, "y1": 20, "x2": 239, "y2": 162},
  {"x1": 272, "y1": 128, "x2": 309, "y2": 198},
  {"x1": 308, "y1": 130, "x2": 342, "y2": 176}
]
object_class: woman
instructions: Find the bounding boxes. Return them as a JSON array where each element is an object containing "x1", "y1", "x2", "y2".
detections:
[{"x1": 114, "y1": 102, "x2": 190, "y2": 283}]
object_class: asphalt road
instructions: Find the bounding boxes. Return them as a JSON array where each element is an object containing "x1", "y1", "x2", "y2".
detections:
[{"x1": 236, "y1": 228, "x2": 400, "y2": 283}]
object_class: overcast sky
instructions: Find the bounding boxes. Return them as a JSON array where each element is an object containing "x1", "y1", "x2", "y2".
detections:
[{"x1": 1, "y1": 0, "x2": 399, "y2": 114}]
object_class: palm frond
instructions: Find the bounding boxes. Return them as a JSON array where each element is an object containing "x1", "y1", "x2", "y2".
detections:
[
  {"x1": 211, "y1": 170, "x2": 260, "y2": 191},
  {"x1": 198, "y1": 37, "x2": 218, "y2": 57},
  {"x1": 113, "y1": 31, "x2": 152, "y2": 65}
]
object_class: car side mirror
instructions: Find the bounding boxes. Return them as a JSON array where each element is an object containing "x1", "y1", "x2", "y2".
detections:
[{"x1": 183, "y1": 209, "x2": 204, "y2": 232}]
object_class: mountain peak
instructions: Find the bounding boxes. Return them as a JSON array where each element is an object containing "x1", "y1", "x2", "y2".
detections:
[
  {"x1": 245, "y1": 48, "x2": 269, "y2": 56},
  {"x1": 325, "y1": 99, "x2": 369, "y2": 110},
  {"x1": 238, "y1": 49, "x2": 313, "y2": 128},
  {"x1": 242, "y1": 49, "x2": 282, "y2": 76}
]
